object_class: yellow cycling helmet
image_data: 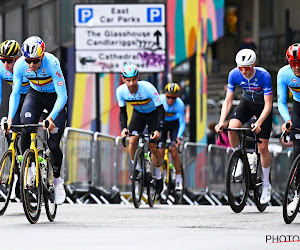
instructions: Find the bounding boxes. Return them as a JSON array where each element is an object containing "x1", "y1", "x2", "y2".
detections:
[
  {"x1": 0, "y1": 40, "x2": 20, "y2": 58},
  {"x1": 165, "y1": 83, "x2": 180, "y2": 95}
]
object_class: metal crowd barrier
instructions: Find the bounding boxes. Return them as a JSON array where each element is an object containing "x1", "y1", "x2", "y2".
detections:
[{"x1": 60, "y1": 127, "x2": 294, "y2": 206}]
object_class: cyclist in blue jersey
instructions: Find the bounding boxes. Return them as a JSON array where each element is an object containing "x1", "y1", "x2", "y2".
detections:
[
  {"x1": 215, "y1": 49, "x2": 273, "y2": 204},
  {"x1": 6, "y1": 36, "x2": 67, "y2": 205},
  {"x1": 0, "y1": 40, "x2": 29, "y2": 125},
  {"x1": 278, "y1": 43, "x2": 300, "y2": 213},
  {"x1": 158, "y1": 83, "x2": 185, "y2": 190},
  {"x1": 116, "y1": 63, "x2": 165, "y2": 194}
]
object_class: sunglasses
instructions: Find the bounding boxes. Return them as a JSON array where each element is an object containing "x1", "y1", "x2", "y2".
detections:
[
  {"x1": 289, "y1": 60, "x2": 300, "y2": 68},
  {"x1": 166, "y1": 96, "x2": 177, "y2": 100},
  {"x1": 238, "y1": 66, "x2": 252, "y2": 71},
  {"x1": 25, "y1": 58, "x2": 41, "y2": 64},
  {"x1": 1, "y1": 58, "x2": 14, "y2": 64}
]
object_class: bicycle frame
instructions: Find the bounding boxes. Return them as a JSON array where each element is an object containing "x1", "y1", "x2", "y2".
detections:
[{"x1": 4, "y1": 131, "x2": 19, "y2": 186}]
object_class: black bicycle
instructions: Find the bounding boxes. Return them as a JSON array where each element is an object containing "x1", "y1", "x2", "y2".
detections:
[
  {"x1": 122, "y1": 132, "x2": 156, "y2": 208},
  {"x1": 281, "y1": 124, "x2": 300, "y2": 224},
  {"x1": 220, "y1": 127, "x2": 268, "y2": 213}
]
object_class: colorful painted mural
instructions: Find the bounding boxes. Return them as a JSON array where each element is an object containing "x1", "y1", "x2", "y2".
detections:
[{"x1": 68, "y1": 0, "x2": 224, "y2": 140}]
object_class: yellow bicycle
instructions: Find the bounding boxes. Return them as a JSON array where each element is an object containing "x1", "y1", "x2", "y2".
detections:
[
  {"x1": 0, "y1": 123, "x2": 23, "y2": 215},
  {"x1": 20, "y1": 121, "x2": 57, "y2": 224}
]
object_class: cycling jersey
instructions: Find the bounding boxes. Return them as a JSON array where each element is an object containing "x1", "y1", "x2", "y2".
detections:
[
  {"x1": 160, "y1": 94, "x2": 185, "y2": 138},
  {"x1": 9, "y1": 52, "x2": 67, "y2": 120},
  {"x1": 277, "y1": 65, "x2": 300, "y2": 122},
  {"x1": 116, "y1": 80, "x2": 162, "y2": 113},
  {"x1": 227, "y1": 67, "x2": 272, "y2": 104},
  {"x1": 0, "y1": 62, "x2": 29, "y2": 106}
]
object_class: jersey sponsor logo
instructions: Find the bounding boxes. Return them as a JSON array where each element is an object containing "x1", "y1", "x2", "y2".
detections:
[
  {"x1": 57, "y1": 81, "x2": 64, "y2": 86},
  {"x1": 26, "y1": 69, "x2": 31, "y2": 72},
  {"x1": 5, "y1": 72, "x2": 10, "y2": 76},
  {"x1": 295, "y1": 134, "x2": 300, "y2": 140},
  {"x1": 56, "y1": 71, "x2": 62, "y2": 78},
  {"x1": 25, "y1": 112, "x2": 32, "y2": 118},
  {"x1": 292, "y1": 79, "x2": 297, "y2": 82},
  {"x1": 157, "y1": 97, "x2": 161, "y2": 102},
  {"x1": 154, "y1": 92, "x2": 159, "y2": 95},
  {"x1": 42, "y1": 68, "x2": 46, "y2": 73}
]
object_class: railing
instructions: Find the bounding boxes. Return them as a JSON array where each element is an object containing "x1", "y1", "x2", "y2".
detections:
[{"x1": 60, "y1": 127, "x2": 293, "y2": 205}]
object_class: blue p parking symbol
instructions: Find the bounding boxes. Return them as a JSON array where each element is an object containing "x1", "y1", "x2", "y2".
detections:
[
  {"x1": 147, "y1": 8, "x2": 162, "y2": 23},
  {"x1": 78, "y1": 8, "x2": 93, "y2": 23}
]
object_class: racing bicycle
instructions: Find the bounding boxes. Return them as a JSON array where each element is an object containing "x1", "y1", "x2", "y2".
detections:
[
  {"x1": 220, "y1": 127, "x2": 268, "y2": 213},
  {"x1": 122, "y1": 131, "x2": 156, "y2": 208}
]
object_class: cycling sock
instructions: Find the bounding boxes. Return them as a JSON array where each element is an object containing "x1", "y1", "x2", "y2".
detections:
[
  {"x1": 262, "y1": 166, "x2": 271, "y2": 187},
  {"x1": 176, "y1": 174, "x2": 182, "y2": 182},
  {"x1": 131, "y1": 159, "x2": 141, "y2": 170},
  {"x1": 233, "y1": 146, "x2": 239, "y2": 152},
  {"x1": 155, "y1": 166, "x2": 162, "y2": 179},
  {"x1": 53, "y1": 177, "x2": 62, "y2": 186}
]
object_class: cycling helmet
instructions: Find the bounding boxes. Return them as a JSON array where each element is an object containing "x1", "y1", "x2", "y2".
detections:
[
  {"x1": 235, "y1": 49, "x2": 256, "y2": 66},
  {"x1": 22, "y1": 36, "x2": 45, "y2": 58},
  {"x1": 0, "y1": 40, "x2": 20, "y2": 58},
  {"x1": 121, "y1": 63, "x2": 139, "y2": 78},
  {"x1": 165, "y1": 83, "x2": 180, "y2": 95},
  {"x1": 286, "y1": 43, "x2": 300, "y2": 61}
]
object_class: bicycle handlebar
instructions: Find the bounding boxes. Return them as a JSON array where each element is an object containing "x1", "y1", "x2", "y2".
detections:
[
  {"x1": 280, "y1": 122, "x2": 300, "y2": 143},
  {"x1": 217, "y1": 127, "x2": 262, "y2": 145},
  {"x1": 121, "y1": 131, "x2": 155, "y2": 147}
]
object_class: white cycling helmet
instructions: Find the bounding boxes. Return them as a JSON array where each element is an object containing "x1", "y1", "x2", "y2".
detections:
[{"x1": 235, "y1": 49, "x2": 256, "y2": 66}]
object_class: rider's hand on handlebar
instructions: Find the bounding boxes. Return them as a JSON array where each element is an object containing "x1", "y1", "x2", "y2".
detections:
[
  {"x1": 44, "y1": 117, "x2": 55, "y2": 133},
  {"x1": 251, "y1": 122, "x2": 261, "y2": 134},
  {"x1": 150, "y1": 130, "x2": 160, "y2": 140},
  {"x1": 215, "y1": 123, "x2": 223, "y2": 133},
  {"x1": 2, "y1": 117, "x2": 12, "y2": 134},
  {"x1": 175, "y1": 137, "x2": 181, "y2": 146},
  {"x1": 282, "y1": 120, "x2": 292, "y2": 133},
  {"x1": 121, "y1": 128, "x2": 129, "y2": 138}
]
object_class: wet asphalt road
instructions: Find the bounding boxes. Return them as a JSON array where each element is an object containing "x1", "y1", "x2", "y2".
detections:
[{"x1": 1, "y1": 203, "x2": 300, "y2": 250}]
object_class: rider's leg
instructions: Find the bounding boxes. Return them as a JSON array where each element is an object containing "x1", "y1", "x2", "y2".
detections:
[
  {"x1": 228, "y1": 118, "x2": 242, "y2": 149},
  {"x1": 257, "y1": 138, "x2": 271, "y2": 187},
  {"x1": 170, "y1": 146, "x2": 181, "y2": 174}
]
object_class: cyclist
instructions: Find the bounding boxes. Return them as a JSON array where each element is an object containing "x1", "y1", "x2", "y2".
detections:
[
  {"x1": 277, "y1": 43, "x2": 300, "y2": 213},
  {"x1": 215, "y1": 48, "x2": 273, "y2": 204},
  {"x1": 116, "y1": 63, "x2": 165, "y2": 194},
  {"x1": 6, "y1": 36, "x2": 67, "y2": 205},
  {"x1": 158, "y1": 83, "x2": 185, "y2": 190},
  {"x1": 0, "y1": 40, "x2": 29, "y2": 125}
]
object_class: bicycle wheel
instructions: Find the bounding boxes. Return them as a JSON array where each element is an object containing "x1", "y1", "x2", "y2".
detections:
[
  {"x1": 226, "y1": 149, "x2": 249, "y2": 213},
  {"x1": 0, "y1": 150, "x2": 14, "y2": 215},
  {"x1": 147, "y1": 164, "x2": 156, "y2": 207},
  {"x1": 132, "y1": 148, "x2": 144, "y2": 208},
  {"x1": 283, "y1": 154, "x2": 300, "y2": 224},
  {"x1": 20, "y1": 149, "x2": 42, "y2": 224},
  {"x1": 39, "y1": 149, "x2": 57, "y2": 222},
  {"x1": 253, "y1": 156, "x2": 268, "y2": 212},
  {"x1": 174, "y1": 165, "x2": 185, "y2": 204},
  {"x1": 159, "y1": 160, "x2": 171, "y2": 204}
]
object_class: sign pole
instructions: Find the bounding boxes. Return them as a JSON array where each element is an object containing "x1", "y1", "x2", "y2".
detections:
[{"x1": 95, "y1": 73, "x2": 101, "y2": 132}]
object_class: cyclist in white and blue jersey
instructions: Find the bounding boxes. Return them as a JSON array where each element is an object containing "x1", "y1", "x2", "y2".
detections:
[
  {"x1": 0, "y1": 40, "x2": 29, "y2": 125},
  {"x1": 158, "y1": 83, "x2": 185, "y2": 190},
  {"x1": 215, "y1": 49, "x2": 273, "y2": 204},
  {"x1": 6, "y1": 36, "x2": 67, "y2": 205},
  {"x1": 116, "y1": 63, "x2": 165, "y2": 194},
  {"x1": 278, "y1": 43, "x2": 300, "y2": 213}
]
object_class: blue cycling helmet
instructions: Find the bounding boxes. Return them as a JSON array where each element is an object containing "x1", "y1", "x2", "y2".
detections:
[{"x1": 121, "y1": 63, "x2": 139, "y2": 78}]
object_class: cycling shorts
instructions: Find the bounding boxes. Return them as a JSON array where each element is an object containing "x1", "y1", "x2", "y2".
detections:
[
  {"x1": 291, "y1": 100, "x2": 300, "y2": 141},
  {"x1": 231, "y1": 97, "x2": 272, "y2": 139},
  {"x1": 159, "y1": 119, "x2": 179, "y2": 147},
  {"x1": 128, "y1": 109, "x2": 159, "y2": 134}
]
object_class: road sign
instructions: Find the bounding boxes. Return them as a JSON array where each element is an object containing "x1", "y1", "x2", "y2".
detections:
[{"x1": 74, "y1": 4, "x2": 166, "y2": 73}]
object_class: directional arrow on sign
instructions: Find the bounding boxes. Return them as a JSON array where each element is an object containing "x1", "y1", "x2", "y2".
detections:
[
  {"x1": 80, "y1": 57, "x2": 96, "y2": 65},
  {"x1": 154, "y1": 30, "x2": 162, "y2": 46}
]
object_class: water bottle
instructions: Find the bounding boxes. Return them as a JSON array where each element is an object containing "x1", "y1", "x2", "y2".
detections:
[
  {"x1": 247, "y1": 152, "x2": 257, "y2": 174},
  {"x1": 38, "y1": 156, "x2": 48, "y2": 179},
  {"x1": 144, "y1": 153, "x2": 151, "y2": 173}
]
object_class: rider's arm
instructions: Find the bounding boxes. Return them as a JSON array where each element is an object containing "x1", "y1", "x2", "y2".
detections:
[
  {"x1": 177, "y1": 99, "x2": 186, "y2": 138},
  {"x1": 8, "y1": 60, "x2": 23, "y2": 120},
  {"x1": 0, "y1": 74, "x2": 2, "y2": 108},
  {"x1": 156, "y1": 104, "x2": 165, "y2": 131},
  {"x1": 48, "y1": 58, "x2": 68, "y2": 121},
  {"x1": 277, "y1": 69, "x2": 291, "y2": 122},
  {"x1": 217, "y1": 91, "x2": 234, "y2": 129},
  {"x1": 119, "y1": 106, "x2": 127, "y2": 130}
]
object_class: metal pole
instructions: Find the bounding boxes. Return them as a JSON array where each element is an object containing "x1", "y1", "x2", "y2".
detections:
[{"x1": 95, "y1": 73, "x2": 101, "y2": 132}]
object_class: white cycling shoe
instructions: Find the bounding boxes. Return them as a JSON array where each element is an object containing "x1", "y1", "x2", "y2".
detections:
[
  {"x1": 54, "y1": 177, "x2": 66, "y2": 205},
  {"x1": 260, "y1": 184, "x2": 271, "y2": 204},
  {"x1": 287, "y1": 192, "x2": 300, "y2": 215},
  {"x1": 233, "y1": 159, "x2": 243, "y2": 178}
]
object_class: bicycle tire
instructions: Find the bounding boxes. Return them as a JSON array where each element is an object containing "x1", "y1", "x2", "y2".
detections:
[
  {"x1": 0, "y1": 150, "x2": 14, "y2": 215},
  {"x1": 132, "y1": 148, "x2": 144, "y2": 208},
  {"x1": 159, "y1": 160, "x2": 170, "y2": 204},
  {"x1": 20, "y1": 149, "x2": 42, "y2": 224},
  {"x1": 283, "y1": 154, "x2": 300, "y2": 224},
  {"x1": 147, "y1": 171, "x2": 156, "y2": 207},
  {"x1": 253, "y1": 155, "x2": 268, "y2": 212},
  {"x1": 39, "y1": 149, "x2": 57, "y2": 222},
  {"x1": 226, "y1": 149, "x2": 249, "y2": 213}
]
